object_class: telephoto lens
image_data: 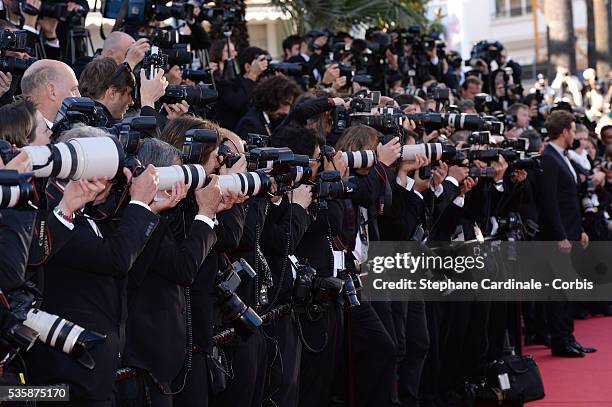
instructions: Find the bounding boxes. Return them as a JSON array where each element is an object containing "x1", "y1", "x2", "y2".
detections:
[
  {"x1": 399, "y1": 143, "x2": 457, "y2": 162},
  {"x1": 0, "y1": 169, "x2": 34, "y2": 209},
  {"x1": 155, "y1": 164, "x2": 272, "y2": 196},
  {"x1": 342, "y1": 150, "x2": 377, "y2": 169},
  {"x1": 219, "y1": 291, "x2": 263, "y2": 336},
  {"x1": 23, "y1": 308, "x2": 107, "y2": 370},
  {"x1": 468, "y1": 167, "x2": 495, "y2": 178},
  {"x1": 161, "y1": 85, "x2": 218, "y2": 107},
  {"x1": 156, "y1": 164, "x2": 207, "y2": 191},
  {"x1": 1, "y1": 137, "x2": 126, "y2": 181},
  {"x1": 218, "y1": 171, "x2": 272, "y2": 196},
  {"x1": 0, "y1": 55, "x2": 36, "y2": 75}
]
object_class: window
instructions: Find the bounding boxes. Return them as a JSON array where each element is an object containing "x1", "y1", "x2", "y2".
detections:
[{"x1": 495, "y1": 0, "x2": 532, "y2": 18}]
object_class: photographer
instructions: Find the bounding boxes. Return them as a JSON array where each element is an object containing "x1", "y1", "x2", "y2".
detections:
[
  {"x1": 73, "y1": 31, "x2": 150, "y2": 79},
  {"x1": 2, "y1": 0, "x2": 62, "y2": 60},
  {"x1": 157, "y1": 118, "x2": 248, "y2": 407},
  {"x1": 235, "y1": 75, "x2": 302, "y2": 139},
  {"x1": 209, "y1": 39, "x2": 237, "y2": 81},
  {"x1": 214, "y1": 46, "x2": 269, "y2": 130},
  {"x1": 505, "y1": 103, "x2": 531, "y2": 138},
  {"x1": 118, "y1": 138, "x2": 223, "y2": 407},
  {"x1": 261, "y1": 125, "x2": 314, "y2": 406},
  {"x1": 459, "y1": 77, "x2": 483, "y2": 102},
  {"x1": 282, "y1": 35, "x2": 302, "y2": 62},
  {"x1": 78, "y1": 57, "x2": 172, "y2": 126},
  {"x1": 0, "y1": 150, "x2": 34, "y2": 290},
  {"x1": 331, "y1": 124, "x2": 403, "y2": 407},
  {"x1": 26, "y1": 155, "x2": 161, "y2": 404},
  {"x1": 287, "y1": 31, "x2": 328, "y2": 85},
  {"x1": 20, "y1": 59, "x2": 80, "y2": 128}
]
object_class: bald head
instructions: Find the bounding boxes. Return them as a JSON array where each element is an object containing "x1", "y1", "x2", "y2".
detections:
[
  {"x1": 21, "y1": 59, "x2": 80, "y2": 122},
  {"x1": 102, "y1": 32, "x2": 135, "y2": 65}
]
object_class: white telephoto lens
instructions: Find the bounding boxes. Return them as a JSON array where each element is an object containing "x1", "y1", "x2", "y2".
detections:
[
  {"x1": 0, "y1": 185, "x2": 22, "y2": 208},
  {"x1": 157, "y1": 164, "x2": 207, "y2": 191},
  {"x1": 219, "y1": 172, "x2": 263, "y2": 196},
  {"x1": 342, "y1": 150, "x2": 376, "y2": 169},
  {"x1": 68, "y1": 137, "x2": 123, "y2": 180}
]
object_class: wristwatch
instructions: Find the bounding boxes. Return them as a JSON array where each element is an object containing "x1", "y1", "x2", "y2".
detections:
[{"x1": 54, "y1": 206, "x2": 74, "y2": 223}]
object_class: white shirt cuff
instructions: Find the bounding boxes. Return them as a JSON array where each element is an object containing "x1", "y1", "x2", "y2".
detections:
[
  {"x1": 195, "y1": 214, "x2": 215, "y2": 229},
  {"x1": 432, "y1": 184, "x2": 444, "y2": 198},
  {"x1": 54, "y1": 210, "x2": 74, "y2": 230},
  {"x1": 129, "y1": 200, "x2": 152, "y2": 212},
  {"x1": 445, "y1": 176, "x2": 459, "y2": 188},
  {"x1": 23, "y1": 25, "x2": 39, "y2": 34},
  {"x1": 453, "y1": 196, "x2": 465, "y2": 208},
  {"x1": 396, "y1": 176, "x2": 415, "y2": 191}
]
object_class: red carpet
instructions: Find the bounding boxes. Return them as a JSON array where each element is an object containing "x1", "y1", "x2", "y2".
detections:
[{"x1": 527, "y1": 316, "x2": 612, "y2": 406}]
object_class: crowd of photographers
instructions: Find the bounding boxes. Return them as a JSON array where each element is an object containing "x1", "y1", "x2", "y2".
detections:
[{"x1": 1, "y1": 2, "x2": 612, "y2": 406}]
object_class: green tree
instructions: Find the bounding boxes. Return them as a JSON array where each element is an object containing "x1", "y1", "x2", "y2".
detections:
[{"x1": 271, "y1": 0, "x2": 430, "y2": 34}]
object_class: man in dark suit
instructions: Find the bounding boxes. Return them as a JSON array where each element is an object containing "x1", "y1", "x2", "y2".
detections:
[
  {"x1": 26, "y1": 166, "x2": 160, "y2": 406},
  {"x1": 235, "y1": 75, "x2": 302, "y2": 140},
  {"x1": 119, "y1": 139, "x2": 222, "y2": 407},
  {"x1": 536, "y1": 110, "x2": 594, "y2": 358}
]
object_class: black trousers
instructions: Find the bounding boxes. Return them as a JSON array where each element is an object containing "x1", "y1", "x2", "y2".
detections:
[
  {"x1": 547, "y1": 301, "x2": 575, "y2": 348},
  {"x1": 349, "y1": 300, "x2": 396, "y2": 407},
  {"x1": 172, "y1": 352, "x2": 209, "y2": 407},
  {"x1": 298, "y1": 301, "x2": 342, "y2": 407},
  {"x1": 263, "y1": 311, "x2": 302, "y2": 407},
  {"x1": 397, "y1": 300, "x2": 429, "y2": 407},
  {"x1": 419, "y1": 301, "x2": 442, "y2": 404},
  {"x1": 115, "y1": 371, "x2": 173, "y2": 407},
  {"x1": 210, "y1": 327, "x2": 268, "y2": 407}
]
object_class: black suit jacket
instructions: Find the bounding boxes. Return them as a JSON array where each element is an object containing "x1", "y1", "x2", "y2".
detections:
[
  {"x1": 123, "y1": 212, "x2": 216, "y2": 382},
  {"x1": 191, "y1": 204, "x2": 246, "y2": 354},
  {"x1": 214, "y1": 76, "x2": 257, "y2": 131},
  {"x1": 536, "y1": 144, "x2": 583, "y2": 241},
  {"x1": 26, "y1": 203, "x2": 159, "y2": 402},
  {"x1": 235, "y1": 107, "x2": 269, "y2": 140},
  {"x1": 261, "y1": 200, "x2": 311, "y2": 304},
  {"x1": 0, "y1": 208, "x2": 36, "y2": 290}
]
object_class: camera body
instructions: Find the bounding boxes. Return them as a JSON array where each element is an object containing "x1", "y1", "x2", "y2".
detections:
[
  {"x1": 181, "y1": 129, "x2": 218, "y2": 164},
  {"x1": 313, "y1": 170, "x2": 355, "y2": 201},
  {"x1": 216, "y1": 259, "x2": 262, "y2": 336}
]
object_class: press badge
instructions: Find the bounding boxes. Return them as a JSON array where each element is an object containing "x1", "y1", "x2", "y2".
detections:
[
  {"x1": 288, "y1": 255, "x2": 299, "y2": 281},
  {"x1": 332, "y1": 251, "x2": 345, "y2": 278},
  {"x1": 498, "y1": 373, "x2": 511, "y2": 390}
]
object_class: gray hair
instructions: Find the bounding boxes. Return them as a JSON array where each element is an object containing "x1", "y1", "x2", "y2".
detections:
[
  {"x1": 137, "y1": 138, "x2": 181, "y2": 167},
  {"x1": 21, "y1": 65, "x2": 58, "y2": 97},
  {"x1": 55, "y1": 123, "x2": 110, "y2": 143},
  {"x1": 457, "y1": 99, "x2": 476, "y2": 113}
]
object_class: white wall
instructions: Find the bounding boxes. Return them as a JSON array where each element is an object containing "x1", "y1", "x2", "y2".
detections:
[{"x1": 428, "y1": 0, "x2": 589, "y2": 67}]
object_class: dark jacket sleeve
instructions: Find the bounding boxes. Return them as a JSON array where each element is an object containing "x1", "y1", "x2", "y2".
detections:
[
  {"x1": 235, "y1": 114, "x2": 265, "y2": 140},
  {"x1": 537, "y1": 154, "x2": 566, "y2": 240},
  {"x1": 182, "y1": 21, "x2": 211, "y2": 50},
  {"x1": 0, "y1": 208, "x2": 36, "y2": 289},
  {"x1": 214, "y1": 203, "x2": 246, "y2": 253},
  {"x1": 285, "y1": 97, "x2": 334, "y2": 126},
  {"x1": 261, "y1": 201, "x2": 311, "y2": 255},
  {"x1": 351, "y1": 161, "x2": 395, "y2": 208},
  {"x1": 150, "y1": 217, "x2": 217, "y2": 285},
  {"x1": 379, "y1": 183, "x2": 425, "y2": 241},
  {"x1": 50, "y1": 203, "x2": 159, "y2": 278}
]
